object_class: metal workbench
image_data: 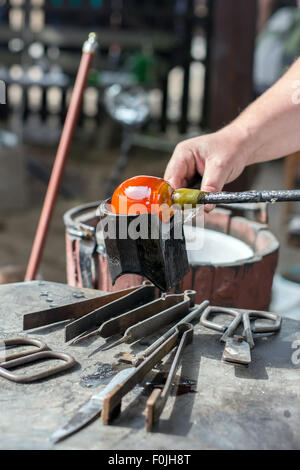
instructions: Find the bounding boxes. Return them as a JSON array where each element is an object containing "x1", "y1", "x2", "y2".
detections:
[{"x1": 0, "y1": 281, "x2": 299, "y2": 450}]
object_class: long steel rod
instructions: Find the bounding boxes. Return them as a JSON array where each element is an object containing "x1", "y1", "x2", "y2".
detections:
[
  {"x1": 201, "y1": 189, "x2": 300, "y2": 205},
  {"x1": 133, "y1": 300, "x2": 209, "y2": 365},
  {"x1": 25, "y1": 33, "x2": 98, "y2": 281}
]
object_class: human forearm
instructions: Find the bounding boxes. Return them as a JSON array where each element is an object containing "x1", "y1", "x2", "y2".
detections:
[
  {"x1": 164, "y1": 57, "x2": 300, "y2": 210},
  {"x1": 228, "y1": 57, "x2": 300, "y2": 166}
]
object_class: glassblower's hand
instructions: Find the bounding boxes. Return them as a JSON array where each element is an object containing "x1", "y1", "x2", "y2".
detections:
[{"x1": 164, "y1": 126, "x2": 249, "y2": 212}]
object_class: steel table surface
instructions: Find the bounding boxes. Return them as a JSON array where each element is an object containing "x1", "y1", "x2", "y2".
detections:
[{"x1": 0, "y1": 281, "x2": 299, "y2": 450}]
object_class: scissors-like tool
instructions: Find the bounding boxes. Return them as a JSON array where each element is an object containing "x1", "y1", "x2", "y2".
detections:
[
  {"x1": 200, "y1": 306, "x2": 282, "y2": 365},
  {"x1": 0, "y1": 337, "x2": 76, "y2": 383}
]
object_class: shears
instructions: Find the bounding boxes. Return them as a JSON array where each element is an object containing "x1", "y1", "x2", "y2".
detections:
[
  {"x1": 200, "y1": 306, "x2": 282, "y2": 365},
  {"x1": 0, "y1": 337, "x2": 76, "y2": 383}
]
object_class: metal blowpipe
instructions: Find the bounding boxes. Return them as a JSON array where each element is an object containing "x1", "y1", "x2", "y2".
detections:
[{"x1": 172, "y1": 188, "x2": 300, "y2": 207}]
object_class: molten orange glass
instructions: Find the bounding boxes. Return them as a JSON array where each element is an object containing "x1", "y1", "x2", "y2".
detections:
[{"x1": 111, "y1": 176, "x2": 174, "y2": 218}]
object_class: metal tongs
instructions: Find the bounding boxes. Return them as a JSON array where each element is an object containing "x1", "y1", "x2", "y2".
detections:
[
  {"x1": 51, "y1": 300, "x2": 209, "y2": 441},
  {"x1": 101, "y1": 301, "x2": 209, "y2": 430},
  {"x1": 51, "y1": 324, "x2": 191, "y2": 441},
  {"x1": 102, "y1": 323, "x2": 194, "y2": 431},
  {"x1": 95, "y1": 290, "x2": 196, "y2": 352},
  {"x1": 75, "y1": 290, "x2": 195, "y2": 344}
]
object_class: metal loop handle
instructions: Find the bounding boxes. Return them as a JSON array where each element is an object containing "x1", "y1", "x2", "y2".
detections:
[
  {"x1": 200, "y1": 306, "x2": 241, "y2": 333},
  {"x1": 0, "y1": 351, "x2": 76, "y2": 383},
  {"x1": 245, "y1": 310, "x2": 282, "y2": 333},
  {"x1": 0, "y1": 337, "x2": 49, "y2": 362}
]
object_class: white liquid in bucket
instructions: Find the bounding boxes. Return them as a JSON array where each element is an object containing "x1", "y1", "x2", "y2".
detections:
[{"x1": 184, "y1": 225, "x2": 254, "y2": 265}]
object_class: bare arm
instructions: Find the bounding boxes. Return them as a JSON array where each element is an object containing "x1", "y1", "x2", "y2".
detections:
[
  {"x1": 238, "y1": 57, "x2": 300, "y2": 164},
  {"x1": 164, "y1": 57, "x2": 300, "y2": 209}
]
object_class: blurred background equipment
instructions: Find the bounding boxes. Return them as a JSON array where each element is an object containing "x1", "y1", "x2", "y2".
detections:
[
  {"x1": 103, "y1": 84, "x2": 150, "y2": 196},
  {"x1": 0, "y1": 0, "x2": 257, "y2": 137},
  {"x1": 0, "y1": 129, "x2": 27, "y2": 211}
]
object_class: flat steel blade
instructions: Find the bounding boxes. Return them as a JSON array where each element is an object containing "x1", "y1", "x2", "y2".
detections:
[
  {"x1": 23, "y1": 286, "x2": 140, "y2": 330},
  {"x1": 51, "y1": 368, "x2": 134, "y2": 443}
]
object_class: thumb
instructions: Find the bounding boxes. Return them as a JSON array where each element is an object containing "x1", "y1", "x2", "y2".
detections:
[{"x1": 200, "y1": 159, "x2": 231, "y2": 212}]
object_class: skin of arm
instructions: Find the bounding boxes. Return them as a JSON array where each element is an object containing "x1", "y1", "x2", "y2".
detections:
[{"x1": 164, "y1": 57, "x2": 300, "y2": 211}]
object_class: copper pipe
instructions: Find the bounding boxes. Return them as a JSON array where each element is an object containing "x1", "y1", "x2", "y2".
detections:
[{"x1": 25, "y1": 33, "x2": 98, "y2": 281}]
